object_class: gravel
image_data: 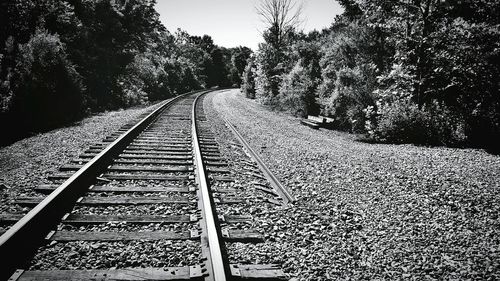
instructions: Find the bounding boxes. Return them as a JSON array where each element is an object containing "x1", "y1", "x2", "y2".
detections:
[
  {"x1": 59, "y1": 222, "x2": 196, "y2": 233},
  {"x1": 97, "y1": 180, "x2": 196, "y2": 188},
  {"x1": 201, "y1": 92, "x2": 296, "y2": 272},
  {"x1": 30, "y1": 240, "x2": 201, "y2": 270},
  {"x1": 1, "y1": 98, "x2": 204, "y2": 271},
  {"x1": 83, "y1": 192, "x2": 197, "y2": 199},
  {"x1": 0, "y1": 102, "x2": 165, "y2": 213},
  {"x1": 72, "y1": 204, "x2": 197, "y2": 216},
  {"x1": 206, "y1": 89, "x2": 500, "y2": 280}
]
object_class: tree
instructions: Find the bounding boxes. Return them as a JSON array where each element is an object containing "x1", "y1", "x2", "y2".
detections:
[
  {"x1": 241, "y1": 56, "x2": 256, "y2": 99},
  {"x1": 278, "y1": 62, "x2": 313, "y2": 116},
  {"x1": 288, "y1": 39, "x2": 322, "y2": 115},
  {"x1": 358, "y1": 0, "x2": 500, "y2": 149},
  {"x1": 208, "y1": 47, "x2": 229, "y2": 87},
  {"x1": 229, "y1": 46, "x2": 252, "y2": 86},
  {"x1": 256, "y1": 0, "x2": 303, "y2": 52},
  {"x1": 10, "y1": 29, "x2": 85, "y2": 132},
  {"x1": 0, "y1": 0, "x2": 251, "y2": 146},
  {"x1": 254, "y1": 0, "x2": 303, "y2": 102}
]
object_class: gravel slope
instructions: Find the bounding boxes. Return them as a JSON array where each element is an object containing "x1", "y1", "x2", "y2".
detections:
[
  {"x1": 207, "y1": 89, "x2": 500, "y2": 280},
  {"x1": 0, "y1": 102, "x2": 163, "y2": 213}
]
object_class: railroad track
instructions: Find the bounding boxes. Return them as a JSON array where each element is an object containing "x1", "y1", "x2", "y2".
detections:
[{"x1": 0, "y1": 91, "x2": 293, "y2": 281}]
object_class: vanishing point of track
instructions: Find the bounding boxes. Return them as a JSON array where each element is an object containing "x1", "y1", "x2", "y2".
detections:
[{"x1": 0, "y1": 91, "x2": 292, "y2": 281}]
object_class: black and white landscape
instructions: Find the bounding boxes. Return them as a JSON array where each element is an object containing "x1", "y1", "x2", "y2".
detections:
[{"x1": 0, "y1": 1, "x2": 499, "y2": 280}]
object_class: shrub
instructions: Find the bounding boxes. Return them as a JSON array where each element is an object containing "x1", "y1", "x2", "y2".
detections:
[
  {"x1": 317, "y1": 64, "x2": 377, "y2": 132},
  {"x1": 254, "y1": 61, "x2": 278, "y2": 107},
  {"x1": 278, "y1": 63, "x2": 313, "y2": 117},
  {"x1": 10, "y1": 29, "x2": 85, "y2": 131},
  {"x1": 372, "y1": 98, "x2": 429, "y2": 144},
  {"x1": 125, "y1": 52, "x2": 170, "y2": 102},
  {"x1": 368, "y1": 98, "x2": 466, "y2": 146},
  {"x1": 116, "y1": 76, "x2": 148, "y2": 107},
  {"x1": 241, "y1": 57, "x2": 256, "y2": 99},
  {"x1": 463, "y1": 108, "x2": 500, "y2": 153},
  {"x1": 253, "y1": 42, "x2": 290, "y2": 108}
]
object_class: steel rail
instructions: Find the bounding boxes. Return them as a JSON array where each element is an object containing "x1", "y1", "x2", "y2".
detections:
[
  {"x1": 0, "y1": 91, "x2": 196, "y2": 280},
  {"x1": 223, "y1": 117, "x2": 295, "y2": 205},
  {"x1": 192, "y1": 93, "x2": 228, "y2": 281}
]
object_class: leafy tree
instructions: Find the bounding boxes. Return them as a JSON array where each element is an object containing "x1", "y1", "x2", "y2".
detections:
[
  {"x1": 209, "y1": 47, "x2": 230, "y2": 87},
  {"x1": 278, "y1": 62, "x2": 313, "y2": 116},
  {"x1": 1, "y1": 0, "x2": 81, "y2": 112},
  {"x1": 250, "y1": 0, "x2": 499, "y2": 150},
  {"x1": 358, "y1": 0, "x2": 500, "y2": 149},
  {"x1": 256, "y1": 0, "x2": 303, "y2": 52},
  {"x1": 255, "y1": 0, "x2": 303, "y2": 102},
  {"x1": 315, "y1": 18, "x2": 383, "y2": 131},
  {"x1": 254, "y1": 42, "x2": 287, "y2": 106},
  {"x1": 241, "y1": 56, "x2": 257, "y2": 99},
  {"x1": 288, "y1": 39, "x2": 322, "y2": 115},
  {"x1": 1, "y1": 0, "x2": 250, "y2": 145},
  {"x1": 10, "y1": 29, "x2": 85, "y2": 132},
  {"x1": 229, "y1": 46, "x2": 252, "y2": 86}
]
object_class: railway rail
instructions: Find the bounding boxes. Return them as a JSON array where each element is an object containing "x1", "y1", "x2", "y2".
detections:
[{"x1": 0, "y1": 90, "x2": 291, "y2": 281}]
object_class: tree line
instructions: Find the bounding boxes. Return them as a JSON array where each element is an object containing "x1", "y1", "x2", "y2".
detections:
[
  {"x1": 0, "y1": 0, "x2": 252, "y2": 145},
  {"x1": 243, "y1": 0, "x2": 499, "y2": 152}
]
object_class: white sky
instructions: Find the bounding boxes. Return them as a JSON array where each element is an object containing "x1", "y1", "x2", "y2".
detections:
[{"x1": 155, "y1": 0, "x2": 344, "y2": 50}]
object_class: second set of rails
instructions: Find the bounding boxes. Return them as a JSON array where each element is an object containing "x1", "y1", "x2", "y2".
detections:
[{"x1": 0, "y1": 91, "x2": 292, "y2": 281}]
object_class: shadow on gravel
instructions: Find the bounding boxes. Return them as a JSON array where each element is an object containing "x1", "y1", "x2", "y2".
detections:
[
  {"x1": 0, "y1": 119, "x2": 83, "y2": 148},
  {"x1": 355, "y1": 133, "x2": 500, "y2": 155}
]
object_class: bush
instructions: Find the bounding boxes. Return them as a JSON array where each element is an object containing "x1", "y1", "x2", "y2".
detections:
[
  {"x1": 254, "y1": 62, "x2": 277, "y2": 106},
  {"x1": 125, "y1": 52, "x2": 170, "y2": 102},
  {"x1": 9, "y1": 29, "x2": 85, "y2": 131},
  {"x1": 116, "y1": 76, "x2": 148, "y2": 107},
  {"x1": 241, "y1": 57, "x2": 256, "y2": 99},
  {"x1": 464, "y1": 109, "x2": 500, "y2": 153},
  {"x1": 367, "y1": 98, "x2": 466, "y2": 146},
  {"x1": 278, "y1": 63, "x2": 313, "y2": 117},
  {"x1": 253, "y1": 42, "x2": 290, "y2": 108},
  {"x1": 317, "y1": 64, "x2": 377, "y2": 132}
]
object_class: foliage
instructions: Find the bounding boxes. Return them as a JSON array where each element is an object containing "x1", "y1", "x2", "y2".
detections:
[
  {"x1": 367, "y1": 98, "x2": 466, "y2": 146},
  {"x1": 124, "y1": 51, "x2": 167, "y2": 103},
  {"x1": 253, "y1": 0, "x2": 302, "y2": 106},
  {"x1": 287, "y1": 39, "x2": 322, "y2": 115},
  {"x1": 319, "y1": 64, "x2": 378, "y2": 132},
  {"x1": 241, "y1": 57, "x2": 256, "y2": 99},
  {"x1": 252, "y1": 0, "x2": 499, "y2": 151},
  {"x1": 9, "y1": 29, "x2": 85, "y2": 131},
  {"x1": 278, "y1": 63, "x2": 313, "y2": 116},
  {"x1": 229, "y1": 46, "x2": 253, "y2": 86},
  {"x1": 0, "y1": 0, "x2": 252, "y2": 145},
  {"x1": 254, "y1": 54, "x2": 275, "y2": 105},
  {"x1": 315, "y1": 16, "x2": 389, "y2": 132},
  {"x1": 359, "y1": 0, "x2": 500, "y2": 150}
]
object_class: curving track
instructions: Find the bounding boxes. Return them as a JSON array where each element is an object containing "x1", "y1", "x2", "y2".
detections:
[{"x1": 0, "y1": 91, "x2": 290, "y2": 281}]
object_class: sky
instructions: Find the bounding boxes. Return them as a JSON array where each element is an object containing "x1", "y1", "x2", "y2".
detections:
[{"x1": 154, "y1": 0, "x2": 344, "y2": 50}]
